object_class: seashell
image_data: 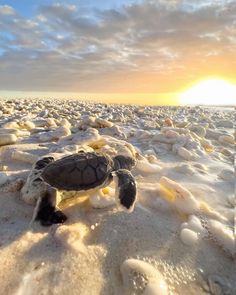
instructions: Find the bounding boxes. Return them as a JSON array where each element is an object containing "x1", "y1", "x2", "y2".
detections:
[
  {"x1": 2, "y1": 121, "x2": 20, "y2": 129},
  {"x1": 72, "y1": 128, "x2": 100, "y2": 145},
  {"x1": 95, "y1": 118, "x2": 113, "y2": 128},
  {"x1": 218, "y1": 135, "x2": 234, "y2": 145},
  {"x1": 208, "y1": 219, "x2": 235, "y2": 256},
  {"x1": 164, "y1": 118, "x2": 173, "y2": 127},
  {"x1": 89, "y1": 188, "x2": 116, "y2": 209},
  {"x1": 136, "y1": 159, "x2": 162, "y2": 174},
  {"x1": 52, "y1": 126, "x2": 71, "y2": 139},
  {"x1": 12, "y1": 151, "x2": 39, "y2": 164},
  {"x1": 59, "y1": 118, "x2": 71, "y2": 128},
  {"x1": 46, "y1": 118, "x2": 57, "y2": 127},
  {"x1": 152, "y1": 134, "x2": 177, "y2": 144},
  {"x1": 189, "y1": 125, "x2": 206, "y2": 138},
  {"x1": 201, "y1": 139, "x2": 214, "y2": 153},
  {"x1": 0, "y1": 172, "x2": 8, "y2": 186},
  {"x1": 0, "y1": 134, "x2": 17, "y2": 146},
  {"x1": 180, "y1": 228, "x2": 199, "y2": 246},
  {"x1": 18, "y1": 120, "x2": 35, "y2": 130},
  {"x1": 177, "y1": 147, "x2": 194, "y2": 161},
  {"x1": 159, "y1": 176, "x2": 200, "y2": 214}
]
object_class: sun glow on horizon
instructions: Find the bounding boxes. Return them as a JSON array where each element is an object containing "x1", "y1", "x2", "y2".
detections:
[{"x1": 180, "y1": 79, "x2": 236, "y2": 105}]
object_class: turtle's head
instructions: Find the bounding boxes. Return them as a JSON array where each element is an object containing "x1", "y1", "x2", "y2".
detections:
[
  {"x1": 34, "y1": 156, "x2": 54, "y2": 170},
  {"x1": 113, "y1": 155, "x2": 136, "y2": 171}
]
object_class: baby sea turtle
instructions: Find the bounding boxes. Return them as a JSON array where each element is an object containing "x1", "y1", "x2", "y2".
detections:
[{"x1": 22, "y1": 151, "x2": 137, "y2": 226}]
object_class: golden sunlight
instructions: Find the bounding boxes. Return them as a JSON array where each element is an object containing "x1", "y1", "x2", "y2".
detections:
[{"x1": 180, "y1": 79, "x2": 236, "y2": 105}]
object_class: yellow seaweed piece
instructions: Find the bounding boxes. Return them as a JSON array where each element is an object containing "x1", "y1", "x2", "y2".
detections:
[
  {"x1": 58, "y1": 195, "x2": 89, "y2": 209},
  {"x1": 204, "y1": 145, "x2": 214, "y2": 153},
  {"x1": 200, "y1": 201, "x2": 211, "y2": 213},
  {"x1": 102, "y1": 187, "x2": 109, "y2": 195},
  {"x1": 160, "y1": 183, "x2": 176, "y2": 203}
]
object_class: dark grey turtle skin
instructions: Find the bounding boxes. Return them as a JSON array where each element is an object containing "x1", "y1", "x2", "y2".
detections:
[
  {"x1": 34, "y1": 152, "x2": 137, "y2": 226},
  {"x1": 41, "y1": 153, "x2": 114, "y2": 191}
]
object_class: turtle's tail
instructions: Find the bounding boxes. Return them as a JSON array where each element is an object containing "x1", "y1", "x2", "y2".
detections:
[{"x1": 29, "y1": 195, "x2": 42, "y2": 227}]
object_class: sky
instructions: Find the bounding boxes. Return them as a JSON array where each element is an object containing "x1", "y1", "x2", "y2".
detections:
[{"x1": 0, "y1": 0, "x2": 235, "y2": 104}]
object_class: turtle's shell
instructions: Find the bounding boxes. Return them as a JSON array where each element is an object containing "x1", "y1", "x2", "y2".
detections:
[{"x1": 41, "y1": 152, "x2": 113, "y2": 191}]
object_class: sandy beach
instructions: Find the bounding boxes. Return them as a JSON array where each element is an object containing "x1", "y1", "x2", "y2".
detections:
[{"x1": 0, "y1": 99, "x2": 235, "y2": 295}]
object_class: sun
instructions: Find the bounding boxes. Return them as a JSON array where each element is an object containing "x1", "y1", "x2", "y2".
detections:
[{"x1": 179, "y1": 79, "x2": 236, "y2": 105}]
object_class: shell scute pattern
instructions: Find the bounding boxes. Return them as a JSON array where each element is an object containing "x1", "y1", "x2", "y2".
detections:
[
  {"x1": 82, "y1": 166, "x2": 97, "y2": 185},
  {"x1": 96, "y1": 163, "x2": 108, "y2": 180},
  {"x1": 41, "y1": 152, "x2": 113, "y2": 191},
  {"x1": 87, "y1": 156, "x2": 99, "y2": 169},
  {"x1": 75, "y1": 155, "x2": 88, "y2": 171}
]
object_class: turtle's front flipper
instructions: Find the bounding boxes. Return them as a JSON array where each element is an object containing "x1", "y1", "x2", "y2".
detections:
[
  {"x1": 112, "y1": 169, "x2": 137, "y2": 212},
  {"x1": 34, "y1": 187, "x2": 67, "y2": 226}
]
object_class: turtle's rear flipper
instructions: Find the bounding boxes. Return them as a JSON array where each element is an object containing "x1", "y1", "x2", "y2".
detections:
[
  {"x1": 34, "y1": 188, "x2": 67, "y2": 226},
  {"x1": 50, "y1": 210, "x2": 67, "y2": 225},
  {"x1": 36, "y1": 205, "x2": 67, "y2": 226},
  {"x1": 112, "y1": 169, "x2": 137, "y2": 212}
]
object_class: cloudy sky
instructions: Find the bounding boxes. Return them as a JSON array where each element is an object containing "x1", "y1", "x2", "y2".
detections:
[{"x1": 0, "y1": 0, "x2": 235, "y2": 104}]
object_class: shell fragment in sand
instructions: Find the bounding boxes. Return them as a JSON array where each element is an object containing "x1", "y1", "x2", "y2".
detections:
[
  {"x1": 180, "y1": 228, "x2": 199, "y2": 246},
  {"x1": 89, "y1": 187, "x2": 116, "y2": 209},
  {"x1": 121, "y1": 258, "x2": 168, "y2": 295},
  {"x1": 136, "y1": 158, "x2": 162, "y2": 174},
  {"x1": 0, "y1": 172, "x2": 8, "y2": 186},
  {"x1": 159, "y1": 176, "x2": 200, "y2": 214},
  {"x1": 177, "y1": 146, "x2": 194, "y2": 161},
  {"x1": 159, "y1": 177, "x2": 227, "y2": 222},
  {"x1": 0, "y1": 134, "x2": 17, "y2": 146},
  {"x1": 181, "y1": 215, "x2": 207, "y2": 236},
  {"x1": 208, "y1": 219, "x2": 235, "y2": 256},
  {"x1": 12, "y1": 151, "x2": 39, "y2": 164}
]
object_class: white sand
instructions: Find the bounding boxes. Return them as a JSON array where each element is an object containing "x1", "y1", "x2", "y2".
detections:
[{"x1": 0, "y1": 99, "x2": 235, "y2": 295}]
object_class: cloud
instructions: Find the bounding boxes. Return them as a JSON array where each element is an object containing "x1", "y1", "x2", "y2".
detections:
[
  {"x1": 0, "y1": 0, "x2": 235, "y2": 93},
  {"x1": 0, "y1": 5, "x2": 15, "y2": 15}
]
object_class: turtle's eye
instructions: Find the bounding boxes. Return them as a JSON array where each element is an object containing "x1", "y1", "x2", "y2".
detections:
[
  {"x1": 34, "y1": 177, "x2": 43, "y2": 182},
  {"x1": 42, "y1": 156, "x2": 54, "y2": 163},
  {"x1": 35, "y1": 160, "x2": 47, "y2": 170}
]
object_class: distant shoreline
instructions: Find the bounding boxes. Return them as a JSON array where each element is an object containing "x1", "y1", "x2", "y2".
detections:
[{"x1": 0, "y1": 97, "x2": 235, "y2": 108}]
